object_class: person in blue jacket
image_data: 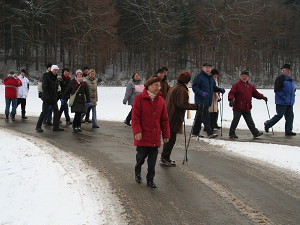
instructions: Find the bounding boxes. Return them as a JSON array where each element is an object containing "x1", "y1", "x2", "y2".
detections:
[
  {"x1": 192, "y1": 63, "x2": 225, "y2": 138},
  {"x1": 264, "y1": 64, "x2": 297, "y2": 136}
]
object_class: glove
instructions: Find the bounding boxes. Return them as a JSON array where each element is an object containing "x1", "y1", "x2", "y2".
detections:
[
  {"x1": 123, "y1": 101, "x2": 126, "y2": 105},
  {"x1": 61, "y1": 99, "x2": 65, "y2": 105},
  {"x1": 87, "y1": 102, "x2": 91, "y2": 108},
  {"x1": 263, "y1": 96, "x2": 268, "y2": 102},
  {"x1": 38, "y1": 92, "x2": 42, "y2": 98},
  {"x1": 229, "y1": 100, "x2": 234, "y2": 107},
  {"x1": 201, "y1": 92, "x2": 209, "y2": 98},
  {"x1": 220, "y1": 88, "x2": 225, "y2": 94}
]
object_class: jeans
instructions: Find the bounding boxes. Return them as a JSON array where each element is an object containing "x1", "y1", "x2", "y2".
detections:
[
  {"x1": 161, "y1": 131, "x2": 177, "y2": 160},
  {"x1": 91, "y1": 106, "x2": 98, "y2": 126},
  {"x1": 43, "y1": 106, "x2": 52, "y2": 123},
  {"x1": 135, "y1": 146, "x2": 158, "y2": 182},
  {"x1": 265, "y1": 104, "x2": 294, "y2": 133},
  {"x1": 59, "y1": 101, "x2": 71, "y2": 121},
  {"x1": 229, "y1": 111, "x2": 259, "y2": 136},
  {"x1": 36, "y1": 102, "x2": 59, "y2": 130},
  {"x1": 5, "y1": 98, "x2": 18, "y2": 115},
  {"x1": 192, "y1": 105, "x2": 213, "y2": 135}
]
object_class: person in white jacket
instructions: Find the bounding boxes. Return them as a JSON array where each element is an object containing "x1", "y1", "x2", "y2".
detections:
[{"x1": 17, "y1": 69, "x2": 30, "y2": 119}]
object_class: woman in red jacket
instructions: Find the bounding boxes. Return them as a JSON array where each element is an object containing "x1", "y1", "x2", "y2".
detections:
[
  {"x1": 3, "y1": 71, "x2": 22, "y2": 122},
  {"x1": 132, "y1": 77, "x2": 170, "y2": 188},
  {"x1": 228, "y1": 71, "x2": 267, "y2": 139}
]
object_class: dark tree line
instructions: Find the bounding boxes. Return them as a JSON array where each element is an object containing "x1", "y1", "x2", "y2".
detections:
[{"x1": 0, "y1": 0, "x2": 299, "y2": 85}]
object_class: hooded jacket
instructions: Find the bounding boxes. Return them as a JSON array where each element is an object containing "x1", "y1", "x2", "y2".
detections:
[
  {"x1": 132, "y1": 88, "x2": 170, "y2": 147},
  {"x1": 18, "y1": 74, "x2": 29, "y2": 99},
  {"x1": 4, "y1": 75, "x2": 22, "y2": 99}
]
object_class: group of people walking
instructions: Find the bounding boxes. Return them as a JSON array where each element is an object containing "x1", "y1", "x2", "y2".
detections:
[{"x1": 3, "y1": 62, "x2": 297, "y2": 189}]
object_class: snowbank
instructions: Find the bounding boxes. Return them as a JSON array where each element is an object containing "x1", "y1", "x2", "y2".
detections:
[{"x1": 0, "y1": 128, "x2": 127, "y2": 225}]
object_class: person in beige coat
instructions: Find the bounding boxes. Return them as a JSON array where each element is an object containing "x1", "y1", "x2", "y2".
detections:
[
  {"x1": 85, "y1": 69, "x2": 99, "y2": 128},
  {"x1": 208, "y1": 69, "x2": 221, "y2": 130}
]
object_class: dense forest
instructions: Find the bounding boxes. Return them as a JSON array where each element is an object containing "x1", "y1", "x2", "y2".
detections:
[{"x1": 0, "y1": 0, "x2": 299, "y2": 86}]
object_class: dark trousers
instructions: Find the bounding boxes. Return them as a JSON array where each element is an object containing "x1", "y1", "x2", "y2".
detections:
[
  {"x1": 36, "y1": 102, "x2": 59, "y2": 130},
  {"x1": 135, "y1": 146, "x2": 158, "y2": 182},
  {"x1": 210, "y1": 112, "x2": 219, "y2": 128},
  {"x1": 73, "y1": 112, "x2": 82, "y2": 129},
  {"x1": 59, "y1": 101, "x2": 71, "y2": 121},
  {"x1": 192, "y1": 105, "x2": 213, "y2": 135},
  {"x1": 161, "y1": 131, "x2": 177, "y2": 160},
  {"x1": 229, "y1": 111, "x2": 259, "y2": 136},
  {"x1": 17, "y1": 98, "x2": 26, "y2": 116},
  {"x1": 125, "y1": 108, "x2": 132, "y2": 124},
  {"x1": 265, "y1": 104, "x2": 294, "y2": 133},
  {"x1": 85, "y1": 106, "x2": 92, "y2": 121}
]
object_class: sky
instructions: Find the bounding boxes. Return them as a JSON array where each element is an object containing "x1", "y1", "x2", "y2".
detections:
[{"x1": 0, "y1": 85, "x2": 299, "y2": 224}]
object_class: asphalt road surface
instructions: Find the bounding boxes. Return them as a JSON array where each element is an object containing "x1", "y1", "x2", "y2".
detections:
[{"x1": 1, "y1": 115, "x2": 299, "y2": 225}]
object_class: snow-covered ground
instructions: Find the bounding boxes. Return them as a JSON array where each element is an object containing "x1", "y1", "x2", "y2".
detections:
[
  {"x1": 0, "y1": 85, "x2": 299, "y2": 224},
  {"x1": 0, "y1": 128, "x2": 127, "y2": 225}
]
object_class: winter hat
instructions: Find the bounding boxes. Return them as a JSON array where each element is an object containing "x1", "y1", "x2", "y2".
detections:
[
  {"x1": 203, "y1": 63, "x2": 212, "y2": 67},
  {"x1": 241, "y1": 71, "x2": 249, "y2": 76},
  {"x1": 21, "y1": 69, "x2": 26, "y2": 74},
  {"x1": 177, "y1": 71, "x2": 191, "y2": 84},
  {"x1": 76, "y1": 69, "x2": 83, "y2": 75},
  {"x1": 211, "y1": 69, "x2": 219, "y2": 75},
  {"x1": 281, "y1": 64, "x2": 291, "y2": 70},
  {"x1": 144, "y1": 77, "x2": 162, "y2": 89},
  {"x1": 51, "y1": 65, "x2": 59, "y2": 71}
]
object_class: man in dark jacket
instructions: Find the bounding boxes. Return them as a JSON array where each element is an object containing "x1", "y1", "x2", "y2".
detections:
[
  {"x1": 160, "y1": 71, "x2": 198, "y2": 166},
  {"x1": 36, "y1": 65, "x2": 64, "y2": 132},
  {"x1": 264, "y1": 64, "x2": 297, "y2": 136},
  {"x1": 228, "y1": 71, "x2": 267, "y2": 138},
  {"x1": 58, "y1": 68, "x2": 72, "y2": 125},
  {"x1": 192, "y1": 63, "x2": 225, "y2": 138}
]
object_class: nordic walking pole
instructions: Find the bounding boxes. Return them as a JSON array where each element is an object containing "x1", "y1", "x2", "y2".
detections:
[
  {"x1": 265, "y1": 100, "x2": 274, "y2": 135},
  {"x1": 220, "y1": 93, "x2": 224, "y2": 137}
]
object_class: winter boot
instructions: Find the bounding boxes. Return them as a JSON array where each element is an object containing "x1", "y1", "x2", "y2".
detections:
[
  {"x1": 5, "y1": 114, "x2": 9, "y2": 122},
  {"x1": 11, "y1": 114, "x2": 15, "y2": 121},
  {"x1": 22, "y1": 111, "x2": 27, "y2": 119}
]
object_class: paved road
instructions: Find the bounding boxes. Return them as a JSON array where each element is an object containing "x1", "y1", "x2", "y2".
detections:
[{"x1": 1, "y1": 115, "x2": 299, "y2": 225}]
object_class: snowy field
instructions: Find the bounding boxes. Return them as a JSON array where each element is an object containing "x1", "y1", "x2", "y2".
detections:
[
  {"x1": 0, "y1": 128, "x2": 127, "y2": 225},
  {"x1": 0, "y1": 85, "x2": 299, "y2": 224}
]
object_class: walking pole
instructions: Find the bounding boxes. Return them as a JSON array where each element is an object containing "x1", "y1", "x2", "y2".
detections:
[
  {"x1": 265, "y1": 101, "x2": 274, "y2": 135},
  {"x1": 220, "y1": 93, "x2": 224, "y2": 137}
]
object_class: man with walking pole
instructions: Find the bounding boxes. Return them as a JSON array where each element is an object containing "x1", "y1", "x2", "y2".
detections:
[
  {"x1": 160, "y1": 72, "x2": 198, "y2": 167},
  {"x1": 191, "y1": 63, "x2": 225, "y2": 139},
  {"x1": 264, "y1": 64, "x2": 297, "y2": 136}
]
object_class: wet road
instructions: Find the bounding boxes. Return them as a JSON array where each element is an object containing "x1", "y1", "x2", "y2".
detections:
[{"x1": 1, "y1": 115, "x2": 299, "y2": 225}]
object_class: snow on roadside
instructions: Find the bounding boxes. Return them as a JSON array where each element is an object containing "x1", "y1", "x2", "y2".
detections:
[
  {"x1": 201, "y1": 138, "x2": 300, "y2": 174},
  {"x1": 0, "y1": 128, "x2": 127, "y2": 225}
]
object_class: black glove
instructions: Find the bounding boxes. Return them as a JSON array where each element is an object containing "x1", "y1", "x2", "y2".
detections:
[
  {"x1": 38, "y1": 92, "x2": 42, "y2": 99},
  {"x1": 263, "y1": 96, "x2": 268, "y2": 102},
  {"x1": 229, "y1": 100, "x2": 234, "y2": 107}
]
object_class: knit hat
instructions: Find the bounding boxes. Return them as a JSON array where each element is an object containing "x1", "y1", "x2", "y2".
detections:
[
  {"x1": 51, "y1": 65, "x2": 59, "y2": 71},
  {"x1": 144, "y1": 77, "x2": 162, "y2": 89},
  {"x1": 281, "y1": 64, "x2": 291, "y2": 70},
  {"x1": 76, "y1": 69, "x2": 83, "y2": 75}
]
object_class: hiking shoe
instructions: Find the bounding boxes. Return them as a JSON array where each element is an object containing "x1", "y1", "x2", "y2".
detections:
[
  {"x1": 135, "y1": 174, "x2": 142, "y2": 183},
  {"x1": 73, "y1": 128, "x2": 79, "y2": 133},
  {"x1": 53, "y1": 127, "x2": 64, "y2": 131},
  {"x1": 147, "y1": 181, "x2": 157, "y2": 188},
  {"x1": 66, "y1": 121, "x2": 73, "y2": 125},
  {"x1": 285, "y1": 132, "x2": 297, "y2": 136},
  {"x1": 46, "y1": 122, "x2": 53, "y2": 126},
  {"x1": 77, "y1": 127, "x2": 82, "y2": 132},
  {"x1": 160, "y1": 158, "x2": 172, "y2": 166},
  {"x1": 11, "y1": 115, "x2": 15, "y2": 121},
  {"x1": 253, "y1": 132, "x2": 263, "y2": 138},
  {"x1": 208, "y1": 133, "x2": 218, "y2": 139},
  {"x1": 92, "y1": 125, "x2": 99, "y2": 128},
  {"x1": 264, "y1": 122, "x2": 269, "y2": 133},
  {"x1": 124, "y1": 120, "x2": 131, "y2": 126},
  {"x1": 22, "y1": 116, "x2": 28, "y2": 119},
  {"x1": 229, "y1": 134, "x2": 238, "y2": 139},
  {"x1": 36, "y1": 128, "x2": 43, "y2": 132},
  {"x1": 85, "y1": 119, "x2": 92, "y2": 123}
]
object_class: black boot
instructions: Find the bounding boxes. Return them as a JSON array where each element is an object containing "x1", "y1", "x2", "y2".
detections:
[
  {"x1": 22, "y1": 111, "x2": 27, "y2": 119},
  {"x1": 5, "y1": 114, "x2": 9, "y2": 122},
  {"x1": 11, "y1": 114, "x2": 15, "y2": 121}
]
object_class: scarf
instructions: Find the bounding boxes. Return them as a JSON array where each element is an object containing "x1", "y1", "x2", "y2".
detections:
[{"x1": 147, "y1": 90, "x2": 157, "y2": 101}]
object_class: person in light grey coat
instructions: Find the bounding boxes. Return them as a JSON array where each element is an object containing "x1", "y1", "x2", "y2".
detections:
[{"x1": 123, "y1": 72, "x2": 144, "y2": 126}]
